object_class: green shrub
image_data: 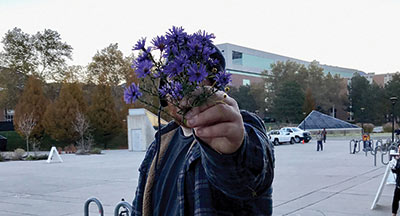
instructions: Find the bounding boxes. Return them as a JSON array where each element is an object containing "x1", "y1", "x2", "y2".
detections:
[
  {"x1": 13, "y1": 148, "x2": 26, "y2": 160},
  {"x1": 363, "y1": 123, "x2": 375, "y2": 133},
  {"x1": 0, "y1": 131, "x2": 66, "y2": 151},
  {"x1": 90, "y1": 147, "x2": 102, "y2": 154},
  {"x1": 25, "y1": 154, "x2": 48, "y2": 160},
  {"x1": 383, "y1": 122, "x2": 399, "y2": 133},
  {"x1": 0, "y1": 131, "x2": 25, "y2": 151}
]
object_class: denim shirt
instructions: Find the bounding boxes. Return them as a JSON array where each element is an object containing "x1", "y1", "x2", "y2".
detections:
[{"x1": 132, "y1": 110, "x2": 274, "y2": 216}]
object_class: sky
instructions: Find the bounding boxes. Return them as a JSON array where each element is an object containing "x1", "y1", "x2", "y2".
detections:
[{"x1": 0, "y1": 0, "x2": 399, "y2": 74}]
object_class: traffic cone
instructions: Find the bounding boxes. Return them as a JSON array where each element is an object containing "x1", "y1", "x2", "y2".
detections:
[{"x1": 302, "y1": 139, "x2": 305, "y2": 144}]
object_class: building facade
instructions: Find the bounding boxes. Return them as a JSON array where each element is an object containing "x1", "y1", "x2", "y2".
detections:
[
  {"x1": 216, "y1": 43, "x2": 366, "y2": 87},
  {"x1": 363, "y1": 72, "x2": 397, "y2": 87}
]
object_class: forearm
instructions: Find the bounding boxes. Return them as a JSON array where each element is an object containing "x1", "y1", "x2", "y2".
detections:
[{"x1": 198, "y1": 123, "x2": 274, "y2": 199}]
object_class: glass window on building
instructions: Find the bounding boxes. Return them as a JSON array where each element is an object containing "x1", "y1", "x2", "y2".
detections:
[
  {"x1": 232, "y1": 51, "x2": 243, "y2": 65},
  {"x1": 243, "y1": 79, "x2": 250, "y2": 86},
  {"x1": 5, "y1": 109, "x2": 14, "y2": 122}
]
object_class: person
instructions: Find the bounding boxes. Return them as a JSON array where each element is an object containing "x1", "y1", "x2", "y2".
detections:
[
  {"x1": 322, "y1": 128, "x2": 327, "y2": 143},
  {"x1": 131, "y1": 48, "x2": 274, "y2": 215},
  {"x1": 316, "y1": 131, "x2": 323, "y2": 151},
  {"x1": 362, "y1": 133, "x2": 371, "y2": 150},
  {"x1": 391, "y1": 152, "x2": 400, "y2": 216}
]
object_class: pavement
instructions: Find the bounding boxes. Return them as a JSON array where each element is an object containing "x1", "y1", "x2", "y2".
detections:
[{"x1": 0, "y1": 137, "x2": 395, "y2": 216}]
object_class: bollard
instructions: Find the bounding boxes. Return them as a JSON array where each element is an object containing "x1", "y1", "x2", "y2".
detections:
[{"x1": 84, "y1": 198, "x2": 104, "y2": 216}]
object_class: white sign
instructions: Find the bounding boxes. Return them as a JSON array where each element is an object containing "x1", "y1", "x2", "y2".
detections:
[
  {"x1": 371, "y1": 163, "x2": 393, "y2": 209},
  {"x1": 46, "y1": 146, "x2": 63, "y2": 163}
]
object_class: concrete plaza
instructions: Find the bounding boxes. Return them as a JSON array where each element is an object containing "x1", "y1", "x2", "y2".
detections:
[{"x1": 0, "y1": 137, "x2": 395, "y2": 215}]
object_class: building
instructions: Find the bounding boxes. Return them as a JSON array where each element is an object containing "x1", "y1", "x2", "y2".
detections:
[
  {"x1": 363, "y1": 72, "x2": 399, "y2": 87},
  {"x1": 216, "y1": 43, "x2": 366, "y2": 87}
]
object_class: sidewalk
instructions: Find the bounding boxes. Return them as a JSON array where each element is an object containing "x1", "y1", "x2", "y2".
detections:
[{"x1": 0, "y1": 139, "x2": 394, "y2": 215}]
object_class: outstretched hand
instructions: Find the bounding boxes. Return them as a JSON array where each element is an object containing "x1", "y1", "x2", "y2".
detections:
[{"x1": 182, "y1": 91, "x2": 245, "y2": 154}]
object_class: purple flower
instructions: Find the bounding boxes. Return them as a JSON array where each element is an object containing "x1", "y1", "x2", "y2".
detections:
[
  {"x1": 133, "y1": 38, "x2": 146, "y2": 51},
  {"x1": 193, "y1": 30, "x2": 215, "y2": 45},
  {"x1": 188, "y1": 63, "x2": 208, "y2": 83},
  {"x1": 187, "y1": 36, "x2": 202, "y2": 54},
  {"x1": 164, "y1": 61, "x2": 182, "y2": 78},
  {"x1": 170, "y1": 81, "x2": 183, "y2": 100},
  {"x1": 124, "y1": 83, "x2": 142, "y2": 103},
  {"x1": 159, "y1": 84, "x2": 170, "y2": 97},
  {"x1": 152, "y1": 36, "x2": 167, "y2": 52},
  {"x1": 202, "y1": 45, "x2": 215, "y2": 59},
  {"x1": 136, "y1": 60, "x2": 153, "y2": 78},
  {"x1": 166, "y1": 26, "x2": 187, "y2": 45},
  {"x1": 214, "y1": 71, "x2": 232, "y2": 89}
]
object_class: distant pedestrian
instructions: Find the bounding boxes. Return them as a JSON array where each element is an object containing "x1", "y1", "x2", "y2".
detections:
[
  {"x1": 322, "y1": 128, "x2": 327, "y2": 143},
  {"x1": 316, "y1": 131, "x2": 323, "y2": 151},
  {"x1": 390, "y1": 152, "x2": 400, "y2": 216}
]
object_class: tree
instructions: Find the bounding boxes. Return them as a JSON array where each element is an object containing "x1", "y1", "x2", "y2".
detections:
[
  {"x1": 265, "y1": 61, "x2": 306, "y2": 117},
  {"x1": 87, "y1": 44, "x2": 134, "y2": 118},
  {"x1": 43, "y1": 82, "x2": 87, "y2": 143},
  {"x1": 88, "y1": 84, "x2": 120, "y2": 149},
  {"x1": 0, "y1": 27, "x2": 73, "y2": 80},
  {"x1": 87, "y1": 43, "x2": 132, "y2": 86},
  {"x1": 321, "y1": 73, "x2": 347, "y2": 116},
  {"x1": 271, "y1": 80, "x2": 304, "y2": 123},
  {"x1": 348, "y1": 73, "x2": 371, "y2": 123},
  {"x1": 14, "y1": 76, "x2": 48, "y2": 140},
  {"x1": 17, "y1": 112, "x2": 36, "y2": 153},
  {"x1": 229, "y1": 83, "x2": 266, "y2": 116},
  {"x1": 304, "y1": 61, "x2": 325, "y2": 112},
  {"x1": 72, "y1": 111, "x2": 92, "y2": 152},
  {"x1": 303, "y1": 87, "x2": 315, "y2": 115},
  {"x1": 0, "y1": 67, "x2": 26, "y2": 110},
  {"x1": 385, "y1": 73, "x2": 400, "y2": 123}
]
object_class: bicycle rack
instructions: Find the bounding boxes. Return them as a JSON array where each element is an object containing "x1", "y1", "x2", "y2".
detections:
[
  {"x1": 373, "y1": 143, "x2": 399, "y2": 166},
  {"x1": 84, "y1": 198, "x2": 133, "y2": 216},
  {"x1": 350, "y1": 139, "x2": 361, "y2": 154},
  {"x1": 84, "y1": 198, "x2": 104, "y2": 216}
]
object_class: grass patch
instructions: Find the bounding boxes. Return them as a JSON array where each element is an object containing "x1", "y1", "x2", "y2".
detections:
[
  {"x1": 0, "y1": 130, "x2": 127, "y2": 151},
  {"x1": 0, "y1": 131, "x2": 25, "y2": 151}
]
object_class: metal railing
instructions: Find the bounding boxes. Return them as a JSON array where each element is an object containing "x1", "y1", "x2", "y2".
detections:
[{"x1": 84, "y1": 198, "x2": 133, "y2": 216}]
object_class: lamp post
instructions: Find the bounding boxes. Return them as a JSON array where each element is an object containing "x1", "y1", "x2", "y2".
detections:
[
  {"x1": 360, "y1": 107, "x2": 365, "y2": 135},
  {"x1": 303, "y1": 112, "x2": 306, "y2": 131},
  {"x1": 390, "y1": 96, "x2": 398, "y2": 143}
]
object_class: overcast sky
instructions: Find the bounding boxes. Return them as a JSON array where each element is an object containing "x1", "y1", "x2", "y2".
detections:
[{"x1": 1, "y1": 0, "x2": 399, "y2": 74}]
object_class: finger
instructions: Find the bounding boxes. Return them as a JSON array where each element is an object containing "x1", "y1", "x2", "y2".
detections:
[
  {"x1": 195, "y1": 122, "x2": 239, "y2": 139},
  {"x1": 187, "y1": 103, "x2": 238, "y2": 128},
  {"x1": 185, "y1": 91, "x2": 237, "y2": 119}
]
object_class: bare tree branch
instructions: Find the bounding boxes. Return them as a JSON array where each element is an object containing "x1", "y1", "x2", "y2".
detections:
[{"x1": 17, "y1": 112, "x2": 36, "y2": 153}]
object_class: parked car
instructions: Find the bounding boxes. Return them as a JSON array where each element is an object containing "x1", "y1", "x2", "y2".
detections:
[
  {"x1": 267, "y1": 130, "x2": 296, "y2": 145},
  {"x1": 281, "y1": 127, "x2": 312, "y2": 143}
]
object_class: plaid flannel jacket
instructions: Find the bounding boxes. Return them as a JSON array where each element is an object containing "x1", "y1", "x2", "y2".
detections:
[{"x1": 132, "y1": 110, "x2": 274, "y2": 216}]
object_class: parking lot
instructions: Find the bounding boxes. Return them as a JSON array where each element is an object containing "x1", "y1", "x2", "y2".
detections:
[{"x1": 0, "y1": 137, "x2": 396, "y2": 215}]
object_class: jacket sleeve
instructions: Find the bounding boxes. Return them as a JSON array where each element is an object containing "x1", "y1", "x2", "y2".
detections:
[{"x1": 197, "y1": 110, "x2": 274, "y2": 200}]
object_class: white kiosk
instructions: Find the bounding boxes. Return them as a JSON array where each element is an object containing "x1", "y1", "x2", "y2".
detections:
[{"x1": 127, "y1": 108, "x2": 168, "y2": 151}]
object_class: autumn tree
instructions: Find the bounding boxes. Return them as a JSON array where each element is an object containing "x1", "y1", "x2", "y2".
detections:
[
  {"x1": 88, "y1": 83, "x2": 120, "y2": 149},
  {"x1": 14, "y1": 76, "x2": 49, "y2": 141},
  {"x1": 43, "y1": 82, "x2": 87, "y2": 144},
  {"x1": 303, "y1": 87, "x2": 315, "y2": 115}
]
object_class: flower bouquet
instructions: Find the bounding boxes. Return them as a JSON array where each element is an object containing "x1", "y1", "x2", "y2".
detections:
[{"x1": 124, "y1": 26, "x2": 231, "y2": 122}]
